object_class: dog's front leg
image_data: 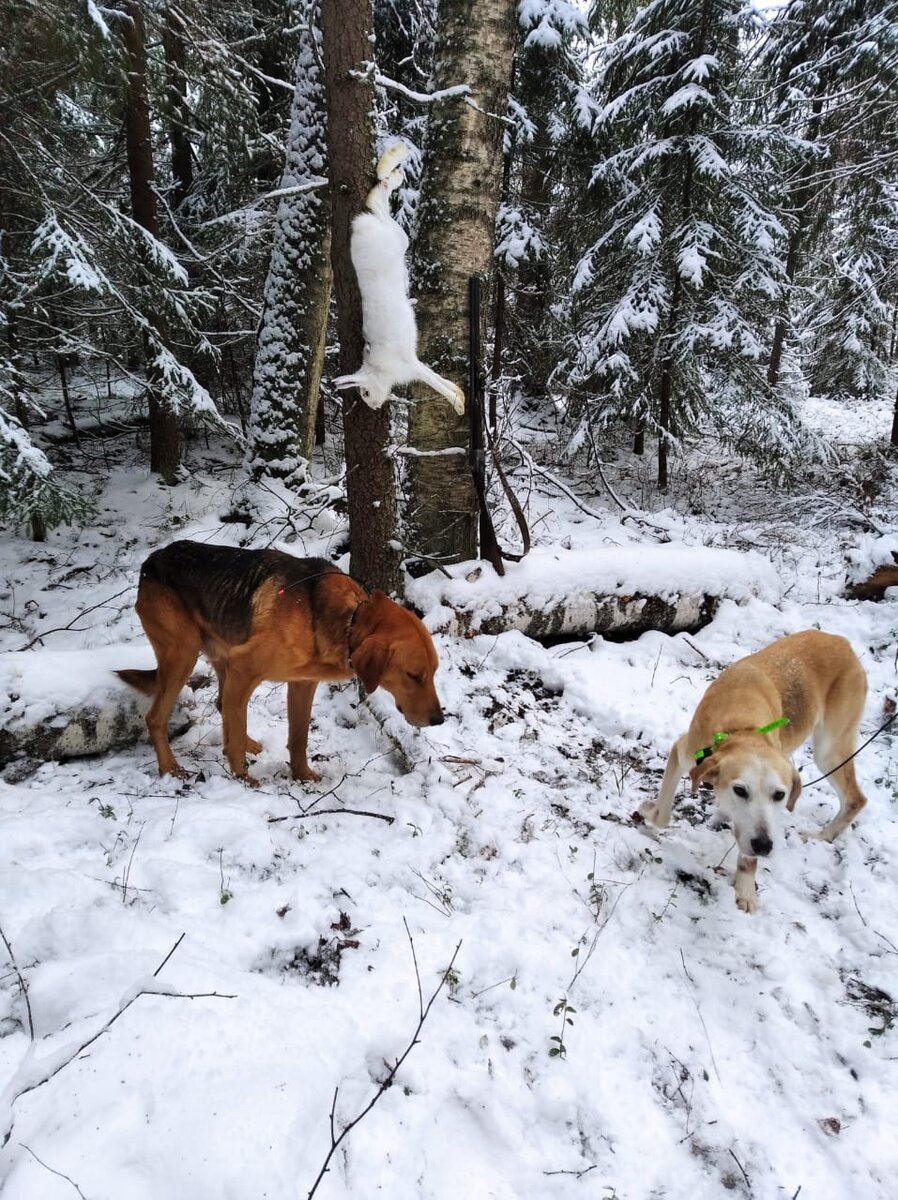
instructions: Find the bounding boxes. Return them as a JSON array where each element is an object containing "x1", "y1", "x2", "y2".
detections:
[
  {"x1": 640, "y1": 739, "x2": 684, "y2": 827},
  {"x1": 734, "y1": 855, "x2": 759, "y2": 913},
  {"x1": 287, "y1": 680, "x2": 321, "y2": 782}
]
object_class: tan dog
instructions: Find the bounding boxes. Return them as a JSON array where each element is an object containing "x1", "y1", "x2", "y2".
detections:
[
  {"x1": 640, "y1": 631, "x2": 869, "y2": 912},
  {"x1": 118, "y1": 541, "x2": 444, "y2": 785}
]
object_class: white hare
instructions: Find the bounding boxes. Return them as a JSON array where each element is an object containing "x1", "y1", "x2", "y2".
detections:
[{"x1": 334, "y1": 142, "x2": 465, "y2": 416}]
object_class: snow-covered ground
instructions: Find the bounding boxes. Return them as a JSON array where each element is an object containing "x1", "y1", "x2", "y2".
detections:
[{"x1": 1, "y1": 388, "x2": 897, "y2": 1199}]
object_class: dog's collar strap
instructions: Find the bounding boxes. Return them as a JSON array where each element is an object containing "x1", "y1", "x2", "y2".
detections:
[
  {"x1": 695, "y1": 731, "x2": 729, "y2": 763},
  {"x1": 756, "y1": 717, "x2": 790, "y2": 736},
  {"x1": 694, "y1": 717, "x2": 790, "y2": 763},
  {"x1": 346, "y1": 595, "x2": 370, "y2": 669}
]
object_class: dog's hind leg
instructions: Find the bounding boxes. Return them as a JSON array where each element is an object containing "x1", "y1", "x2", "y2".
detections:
[
  {"x1": 804, "y1": 661, "x2": 868, "y2": 842},
  {"x1": 287, "y1": 680, "x2": 321, "y2": 782},
  {"x1": 213, "y1": 664, "x2": 262, "y2": 756},
  {"x1": 804, "y1": 723, "x2": 868, "y2": 842},
  {"x1": 135, "y1": 582, "x2": 201, "y2": 779},
  {"x1": 640, "y1": 737, "x2": 687, "y2": 827},
  {"x1": 218, "y1": 665, "x2": 262, "y2": 785}
]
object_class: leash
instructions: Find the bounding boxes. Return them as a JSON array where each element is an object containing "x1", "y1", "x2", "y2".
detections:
[{"x1": 801, "y1": 710, "x2": 896, "y2": 788}]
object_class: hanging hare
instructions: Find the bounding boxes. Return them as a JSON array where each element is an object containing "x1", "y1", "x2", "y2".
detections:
[{"x1": 334, "y1": 142, "x2": 465, "y2": 416}]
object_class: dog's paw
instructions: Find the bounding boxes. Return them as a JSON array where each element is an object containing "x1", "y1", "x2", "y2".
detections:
[
  {"x1": 638, "y1": 799, "x2": 668, "y2": 828},
  {"x1": 735, "y1": 894, "x2": 759, "y2": 914},
  {"x1": 291, "y1": 764, "x2": 323, "y2": 783},
  {"x1": 246, "y1": 736, "x2": 263, "y2": 756}
]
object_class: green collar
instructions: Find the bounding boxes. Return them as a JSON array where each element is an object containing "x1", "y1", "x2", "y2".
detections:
[{"x1": 694, "y1": 716, "x2": 789, "y2": 764}]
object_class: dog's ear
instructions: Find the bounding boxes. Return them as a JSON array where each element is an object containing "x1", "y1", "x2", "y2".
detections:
[
  {"x1": 689, "y1": 756, "x2": 719, "y2": 795},
  {"x1": 352, "y1": 639, "x2": 391, "y2": 694},
  {"x1": 787, "y1": 764, "x2": 802, "y2": 812}
]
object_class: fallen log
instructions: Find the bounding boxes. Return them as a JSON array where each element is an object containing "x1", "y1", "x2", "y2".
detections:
[
  {"x1": 407, "y1": 545, "x2": 781, "y2": 641},
  {"x1": 0, "y1": 646, "x2": 193, "y2": 776}
]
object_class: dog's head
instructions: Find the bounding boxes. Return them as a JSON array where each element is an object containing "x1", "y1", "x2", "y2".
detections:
[
  {"x1": 350, "y1": 591, "x2": 444, "y2": 728},
  {"x1": 689, "y1": 734, "x2": 801, "y2": 858}
]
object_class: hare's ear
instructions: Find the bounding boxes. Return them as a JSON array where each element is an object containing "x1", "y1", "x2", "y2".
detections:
[{"x1": 689, "y1": 755, "x2": 719, "y2": 795}]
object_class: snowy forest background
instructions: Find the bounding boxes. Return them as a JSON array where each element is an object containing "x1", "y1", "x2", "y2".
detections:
[
  {"x1": 2, "y1": 2, "x2": 898, "y2": 1198},
  {"x1": 2, "y1": 0, "x2": 897, "y2": 556}
]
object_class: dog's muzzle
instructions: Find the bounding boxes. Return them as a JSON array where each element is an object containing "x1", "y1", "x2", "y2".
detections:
[{"x1": 750, "y1": 833, "x2": 773, "y2": 857}]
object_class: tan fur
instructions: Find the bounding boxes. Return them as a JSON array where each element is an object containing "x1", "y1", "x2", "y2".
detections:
[
  {"x1": 641, "y1": 631, "x2": 869, "y2": 912},
  {"x1": 120, "y1": 565, "x2": 443, "y2": 786}
]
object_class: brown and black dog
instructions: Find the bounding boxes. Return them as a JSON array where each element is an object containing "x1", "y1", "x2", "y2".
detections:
[{"x1": 117, "y1": 540, "x2": 444, "y2": 784}]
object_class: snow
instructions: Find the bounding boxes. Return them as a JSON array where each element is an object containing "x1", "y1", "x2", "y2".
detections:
[{"x1": 1, "y1": 389, "x2": 897, "y2": 1199}]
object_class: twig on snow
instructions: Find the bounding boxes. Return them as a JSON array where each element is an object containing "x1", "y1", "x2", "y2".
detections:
[
  {"x1": 305, "y1": 923, "x2": 462, "y2": 1199},
  {"x1": 21, "y1": 1144, "x2": 89, "y2": 1198},
  {"x1": 268, "y1": 807, "x2": 394, "y2": 825},
  {"x1": 19, "y1": 586, "x2": 132, "y2": 650},
  {"x1": 680, "y1": 950, "x2": 721, "y2": 1084},
  {"x1": 0, "y1": 922, "x2": 35, "y2": 1041},
  {"x1": 0, "y1": 934, "x2": 234, "y2": 1147},
  {"x1": 728, "y1": 1147, "x2": 752, "y2": 1193}
]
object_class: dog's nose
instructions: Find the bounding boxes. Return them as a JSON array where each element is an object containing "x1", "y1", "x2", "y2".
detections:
[
  {"x1": 429, "y1": 711, "x2": 445, "y2": 726},
  {"x1": 750, "y1": 833, "x2": 773, "y2": 857}
]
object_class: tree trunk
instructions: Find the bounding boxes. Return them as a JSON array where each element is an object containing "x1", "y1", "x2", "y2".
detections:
[
  {"x1": 767, "y1": 99, "x2": 824, "y2": 391},
  {"x1": 512, "y1": 46, "x2": 556, "y2": 400},
  {"x1": 406, "y1": 0, "x2": 517, "y2": 568},
  {"x1": 247, "y1": 13, "x2": 332, "y2": 482},
  {"x1": 891, "y1": 375, "x2": 898, "y2": 448},
  {"x1": 321, "y1": 0, "x2": 401, "y2": 593},
  {"x1": 161, "y1": 7, "x2": 193, "y2": 210},
  {"x1": 120, "y1": 0, "x2": 180, "y2": 483}
]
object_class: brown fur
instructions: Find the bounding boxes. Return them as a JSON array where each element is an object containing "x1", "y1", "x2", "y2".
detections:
[
  {"x1": 641, "y1": 630, "x2": 869, "y2": 912},
  {"x1": 118, "y1": 541, "x2": 443, "y2": 784},
  {"x1": 847, "y1": 564, "x2": 898, "y2": 602}
]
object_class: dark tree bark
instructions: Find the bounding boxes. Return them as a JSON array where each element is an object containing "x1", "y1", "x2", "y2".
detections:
[
  {"x1": 406, "y1": 0, "x2": 517, "y2": 568},
  {"x1": 161, "y1": 7, "x2": 194, "y2": 210},
  {"x1": 120, "y1": 0, "x2": 180, "y2": 483},
  {"x1": 321, "y1": 0, "x2": 401, "y2": 593}
]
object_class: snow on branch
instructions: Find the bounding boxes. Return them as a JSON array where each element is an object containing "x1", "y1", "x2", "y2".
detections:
[{"x1": 351, "y1": 64, "x2": 470, "y2": 105}]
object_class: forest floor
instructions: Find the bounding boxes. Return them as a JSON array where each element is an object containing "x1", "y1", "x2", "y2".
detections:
[{"x1": 1, "y1": 376, "x2": 897, "y2": 1200}]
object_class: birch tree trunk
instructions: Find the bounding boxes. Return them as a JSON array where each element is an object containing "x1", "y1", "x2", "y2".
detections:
[
  {"x1": 247, "y1": 11, "x2": 332, "y2": 480},
  {"x1": 406, "y1": 0, "x2": 516, "y2": 568},
  {"x1": 120, "y1": 0, "x2": 180, "y2": 484},
  {"x1": 322, "y1": 0, "x2": 401, "y2": 593}
]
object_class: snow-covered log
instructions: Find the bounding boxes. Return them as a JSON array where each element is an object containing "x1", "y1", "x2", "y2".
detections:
[
  {"x1": 407, "y1": 545, "x2": 781, "y2": 640},
  {"x1": 0, "y1": 646, "x2": 193, "y2": 773}
]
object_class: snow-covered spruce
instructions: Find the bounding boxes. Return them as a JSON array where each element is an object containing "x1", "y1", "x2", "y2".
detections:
[{"x1": 334, "y1": 143, "x2": 465, "y2": 416}]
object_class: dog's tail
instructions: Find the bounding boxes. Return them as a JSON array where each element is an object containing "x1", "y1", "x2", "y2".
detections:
[{"x1": 116, "y1": 668, "x2": 158, "y2": 696}]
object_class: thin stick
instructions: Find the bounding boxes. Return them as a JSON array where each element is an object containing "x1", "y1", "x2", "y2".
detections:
[
  {"x1": 20, "y1": 587, "x2": 131, "y2": 650},
  {"x1": 0, "y1": 922, "x2": 34, "y2": 1041},
  {"x1": 305, "y1": 931, "x2": 462, "y2": 1199},
  {"x1": 680, "y1": 950, "x2": 721, "y2": 1083},
  {"x1": 1, "y1": 935, "x2": 232, "y2": 1145},
  {"x1": 268, "y1": 808, "x2": 394, "y2": 825},
  {"x1": 21, "y1": 1144, "x2": 88, "y2": 1199}
]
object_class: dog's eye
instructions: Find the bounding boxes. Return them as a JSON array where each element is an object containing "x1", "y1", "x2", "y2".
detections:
[
  {"x1": 772, "y1": 789, "x2": 786, "y2": 803},
  {"x1": 733, "y1": 784, "x2": 749, "y2": 800},
  {"x1": 406, "y1": 671, "x2": 424, "y2": 684}
]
